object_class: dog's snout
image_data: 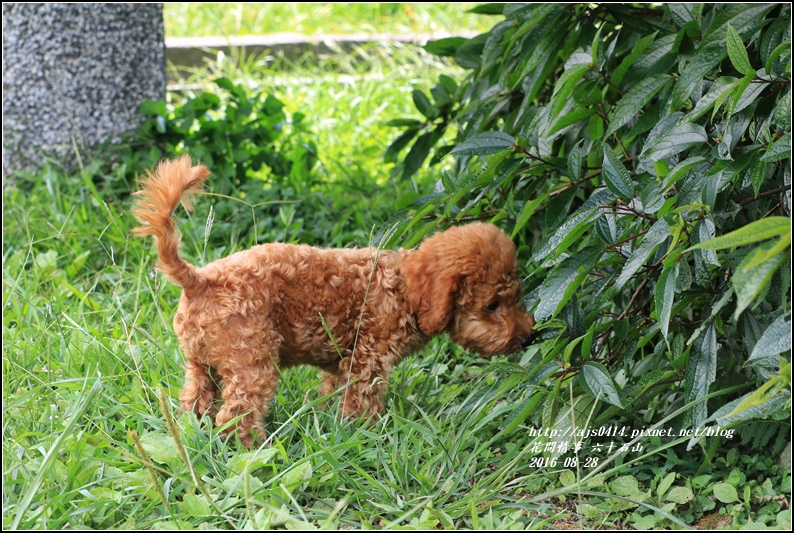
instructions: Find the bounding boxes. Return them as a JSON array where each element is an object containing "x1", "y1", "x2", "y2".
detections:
[
  {"x1": 520, "y1": 334, "x2": 533, "y2": 349},
  {"x1": 518, "y1": 312, "x2": 535, "y2": 349}
]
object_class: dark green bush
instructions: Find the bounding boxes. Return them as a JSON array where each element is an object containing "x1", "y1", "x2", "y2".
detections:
[
  {"x1": 137, "y1": 78, "x2": 318, "y2": 190},
  {"x1": 389, "y1": 3, "x2": 790, "y2": 451}
]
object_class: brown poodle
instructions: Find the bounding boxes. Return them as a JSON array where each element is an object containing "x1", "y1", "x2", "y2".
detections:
[{"x1": 134, "y1": 156, "x2": 535, "y2": 448}]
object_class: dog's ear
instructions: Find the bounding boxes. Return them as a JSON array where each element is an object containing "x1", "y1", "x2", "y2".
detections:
[{"x1": 403, "y1": 245, "x2": 460, "y2": 336}]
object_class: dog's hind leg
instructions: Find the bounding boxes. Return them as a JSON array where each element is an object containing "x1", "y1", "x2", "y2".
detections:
[
  {"x1": 180, "y1": 359, "x2": 221, "y2": 419},
  {"x1": 318, "y1": 371, "x2": 340, "y2": 406},
  {"x1": 214, "y1": 357, "x2": 280, "y2": 448}
]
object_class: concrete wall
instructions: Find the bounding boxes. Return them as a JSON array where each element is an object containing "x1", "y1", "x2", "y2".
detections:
[{"x1": 2, "y1": 3, "x2": 165, "y2": 177}]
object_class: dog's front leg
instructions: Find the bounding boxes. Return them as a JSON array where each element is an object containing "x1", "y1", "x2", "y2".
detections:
[{"x1": 335, "y1": 353, "x2": 390, "y2": 422}]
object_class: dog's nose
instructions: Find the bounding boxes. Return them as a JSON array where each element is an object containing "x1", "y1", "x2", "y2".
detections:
[{"x1": 520, "y1": 335, "x2": 533, "y2": 348}]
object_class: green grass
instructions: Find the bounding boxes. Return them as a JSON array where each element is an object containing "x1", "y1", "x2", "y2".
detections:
[{"x1": 164, "y1": 3, "x2": 494, "y2": 37}]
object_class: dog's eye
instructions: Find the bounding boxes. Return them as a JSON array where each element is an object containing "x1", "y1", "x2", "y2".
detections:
[{"x1": 486, "y1": 300, "x2": 500, "y2": 312}]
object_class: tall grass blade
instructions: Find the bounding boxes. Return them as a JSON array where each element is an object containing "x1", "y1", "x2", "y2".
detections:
[{"x1": 8, "y1": 374, "x2": 102, "y2": 530}]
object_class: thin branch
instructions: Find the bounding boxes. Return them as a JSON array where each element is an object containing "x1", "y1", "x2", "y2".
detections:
[
  {"x1": 618, "y1": 278, "x2": 650, "y2": 321},
  {"x1": 606, "y1": 229, "x2": 649, "y2": 250},
  {"x1": 738, "y1": 185, "x2": 792, "y2": 206}
]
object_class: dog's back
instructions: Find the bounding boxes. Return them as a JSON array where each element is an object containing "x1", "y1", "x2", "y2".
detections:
[{"x1": 174, "y1": 242, "x2": 423, "y2": 372}]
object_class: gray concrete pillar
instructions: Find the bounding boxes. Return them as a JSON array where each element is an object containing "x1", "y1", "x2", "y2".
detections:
[{"x1": 2, "y1": 3, "x2": 165, "y2": 178}]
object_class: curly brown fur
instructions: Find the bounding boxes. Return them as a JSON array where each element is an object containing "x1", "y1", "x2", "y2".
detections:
[{"x1": 134, "y1": 156, "x2": 535, "y2": 448}]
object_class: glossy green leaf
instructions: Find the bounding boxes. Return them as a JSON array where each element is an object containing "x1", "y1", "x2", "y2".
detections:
[
  {"x1": 774, "y1": 90, "x2": 790, "y2": 126},
  {"x1": 602, "y1": 148, "x2": 635, "y2": 199},
  {"x1": 548, "y1": 107, "x2": 597, "y2": 136},
  {"x1": 671, "y1": 42, "x2": 727, "y2": 110},
  {"x1": 567, "y1": 140, "x2": 585, "y2": 181},
  {"x1": 438, "y1": 74, "x2": 459, "y2": 97},
  {"x1": 615, "y1": 219, "x2": 671, "y2": 290},
  {"x1": 668, "y1": 3, "x2": 699, "y2": 27},
  {"x1": 683, "y1": 289, "x2": 733, "y2": 352},
  {"x1": 713, "y1": 483, "x2": 740, "y2": 504},
  {"x1": 459, "y1": 160, "x2": 520, "y2": 215},
  {"x1": 481, "y1": 20, "x2": 513, "y2": 74},
  {"x1": 450, "y1": 132, "x2": 516, "y2": 156},
  {"x1": 581, "y1": 325, "x2": 595, "y2": 360},
  {"x1": 383, "y1": 127, "x2": 419, "y2": 163},
  {"x1": 732, "y1": 241, "x2": 787, "y2": 319},
  {"x1": 726, "y1": 24, "x2": 755, "y2": 75},
  {"x1": 629, "y1": 33, "x2": 676, "y2": 81},
  {"x1": 412, "y1": 89, "x2": 438, "y2": 120},
  {"x1": 740, "y1": 233, "x2": 791, "y2": 271},
  {"x1": 579, "y1": 362, "x2": 624, "y2": 408},
  {"x1": 761, "y1": 131, "x2": 792, "y2": 162},
  {"x1": 573, "y1": 79, "x2": 603, "y2": 106},
  {"x1": 749, "y1": 313, "x2": 792, "y2": 361},
  {"x1": 761, "y1": 12, "x2": 790, "y2": 62},
  {"x1": 454, "y1": 34, "x2": 487, "y2": 68},
  {"x1": 403, "y1": 218, "x2": 442, "y2": 249},
  {"x1": 550, "y1": 63, "x2": 591, "y2": 120},
  {"x1": 686, "y1": 76, "x2": 735, "y2": 123},
  {"x1": 684, "y1": 321, "x2": 717, "y2": 428},
  {"x1": 642, "y1": 122, "x2": 708, "y2": 163},
  {"x1": 423, "y1": 37, "x2": 468, "y2": 57},
  {"x1": 765, "y1": 40, "x2": 792, "y2": 74},
  {"x1": 749, "y1": 152, "x2": 766, "y2": 197},
  {"x1": 590, "y1": 24, "x2": 604, "y2": 66},
  {"x1": 661, "y1": 156, "x2": 708, "y2": 190},
  {"x1": 701, "y1": 3, "x2": 775, "y2": 49},
  {"x1": 535, "y1": 246, "x2": 603, "y2": 320},
  {"x1": 611, "y1": 32, "x2": 658, "y2": 88},
  {"x1": 385, "y1": 118, "x2": 424, "y2": 128},
  {"x1": 402, "y1": 129, "x2": 439, "y2": 181},
  {"x1": 503, "y1": 3, "x2": 543, "y2": 19},
  {"x1": 689, "y1": 217, "x2": 791, "y2": 251},
  {"x1": 512, "y1": 195, "x2": 546, "y2": 238},
  {"x1": 692, "y1": 218, "x2": 721, "y2": 267},
  {"x1": 532, "y1": 208, "x2": 601, "y2": 264},
  {"x1": 704, "y1": 371, "x2": 791, "y2": 428},
  {"x1": 727, "y1": 73, "x2": 756, "y2": 117},
  {"x1": 639, "y1": 179, "x2": 666, "y2": 214},
  {"x1": 499, "y1": 391, "x2": 546, "y2": 435},
  {"x1": 707, "y1": 77, "x2": 743, "y2": 122},
  {"x1": 656, "y1": 264, "x2": 679, "y2": 344},
  {"x1": 467, "y1": 3, "x2": 505, "y2": 15},
  {"x1": 607, "y1": 74, "x2": 671, "y2": 136}
]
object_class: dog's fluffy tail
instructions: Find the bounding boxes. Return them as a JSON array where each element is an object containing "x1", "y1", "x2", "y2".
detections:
[{"x1": 133, "y1": 155, "x2": 210, "y2": 292}]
